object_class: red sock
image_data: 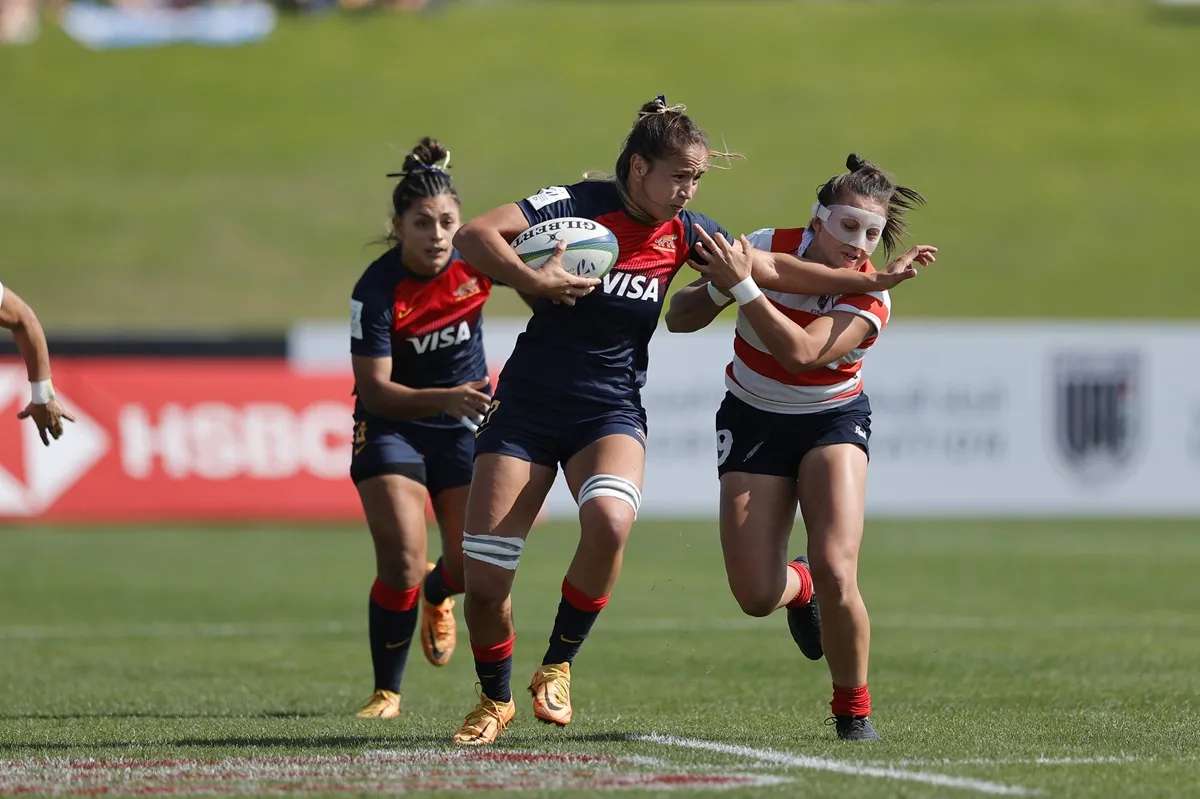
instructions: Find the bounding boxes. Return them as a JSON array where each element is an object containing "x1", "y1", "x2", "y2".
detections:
[
  {"x1": 470, "y1": 635, "x2": 515, "y2": 663},
  {"x1": 369, "y1": 578, "x2": 419, "y2": 612},
  {"x1": 831, "y1": 683, "x2": 871, "y2": 717},
  {"x1": 785, "y1": 560, "x2": 814, "y2": 608},
  {"x1": 561, "y1": 578, "x2": 610, "y2": 612}
]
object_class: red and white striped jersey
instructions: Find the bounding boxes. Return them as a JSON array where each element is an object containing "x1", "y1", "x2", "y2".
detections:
[{"x1": 725, "y1": 227, "x2": 891, "y2": 415}]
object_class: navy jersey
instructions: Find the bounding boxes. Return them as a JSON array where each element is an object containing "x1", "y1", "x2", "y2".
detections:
[
  {"x1": 505, "y1": 180, "x2": 728, "y2": 406},
  {"x1": 350, "y1": 247, "x2": 492, "y2": 429}
]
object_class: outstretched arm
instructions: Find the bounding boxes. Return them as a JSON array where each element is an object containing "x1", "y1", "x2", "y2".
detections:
[
  {"x1": 752, "y1": 246, "x2": 937, "y2": 295},
  {"x1": 0, "y1": 285, "x2": 75, "y2": 445},
  {"x1": 685, "y1": 228, "x2": 884, "y2": 370},
  {"x1": 0, "y1": 285, "x2": 50, "y2": 383},
  {"x1": 751, "y1": 250, "x2": 878, "y2": 295}
]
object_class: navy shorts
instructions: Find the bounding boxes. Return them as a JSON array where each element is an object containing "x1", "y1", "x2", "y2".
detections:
[
  {"x1": 350, "y1": 418, "x2": 475, "y2": 496},
  {"x1": 473, "y1": 384, "x2": 647, "y2": 469},
  {"x1": 715, "y1": 392, "x2": 871, "y2": 478}
]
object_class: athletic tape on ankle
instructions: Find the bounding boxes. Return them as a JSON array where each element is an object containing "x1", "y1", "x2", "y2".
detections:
[
  {"x1": 577, "y1": 473, "x2": 642, "y2": 519},
  {"x1": 462, "y1": 532, "x2": 524, "y2": 570}
]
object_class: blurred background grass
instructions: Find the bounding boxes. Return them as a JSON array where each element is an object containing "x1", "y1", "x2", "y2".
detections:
[{"x1": 2, "y1": 0, "x2": 1198, "y2": 330}]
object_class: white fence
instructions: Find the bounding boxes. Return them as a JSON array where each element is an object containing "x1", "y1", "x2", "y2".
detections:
[{"x1": 291, "y1": 319, "x2": 1200, "y2": 519}]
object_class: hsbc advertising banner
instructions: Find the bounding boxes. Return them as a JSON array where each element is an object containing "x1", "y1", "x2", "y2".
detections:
[
  {"x1": 6, "y1": 321, "x2": 1200, "y2": 522},
  {"x1": 0, "y1": 360, "x2": 358, "y2": 521}
]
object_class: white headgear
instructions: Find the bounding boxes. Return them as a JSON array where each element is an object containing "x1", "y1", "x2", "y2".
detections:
[{"x1": 812, "y1": 203, "x2": 887, "y2": 254}]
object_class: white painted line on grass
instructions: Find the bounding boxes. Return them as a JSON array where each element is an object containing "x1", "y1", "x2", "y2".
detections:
[
  {"x1": 858, "y1": 756, "x2": 1138, "y2": 767},
  {"x1": 0, "y1": 750, "x2": 792, "y2": 794},
  {"x1": 632, "y1": 734, "x2": 1037, "y2": 796}
]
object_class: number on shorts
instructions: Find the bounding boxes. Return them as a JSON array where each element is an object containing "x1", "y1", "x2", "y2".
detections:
[{"x1": 716, "y1": 428, "x2": 733, "y2": 467}]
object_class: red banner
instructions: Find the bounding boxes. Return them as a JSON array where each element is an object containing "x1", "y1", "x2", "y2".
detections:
[{"x1": 0, "y1": 359, "x2": 362, "y2": 521}]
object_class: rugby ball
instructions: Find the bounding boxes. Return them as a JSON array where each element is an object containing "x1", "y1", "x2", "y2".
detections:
[{"x1": 512, "y1": 217, "x2": 619, "y2": 280}]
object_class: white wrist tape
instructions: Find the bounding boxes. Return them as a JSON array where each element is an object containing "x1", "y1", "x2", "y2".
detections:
[
  {"x1": 30, "y1": 379, "x2": 54, "y2": 405},
  {"x1": 729, "y1": 277, "x2": 763, "y2": 306},
  {"x1": 706, "y1": 281, "x2": 733, "y2": 307}
]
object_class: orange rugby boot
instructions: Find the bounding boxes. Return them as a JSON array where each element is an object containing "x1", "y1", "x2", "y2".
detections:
[
  {"x1": 354, "y1": 689, "x2": 401, "y2": 719},
  {"x1": 529, "y1": 662, "x2": 572, "y2": 726},
  {"x1": 451, "y1": 692, "x2": 516, "y2": 745},
  {"x1": 420, "y1": 562, "x2": 457, "y2": 667}
]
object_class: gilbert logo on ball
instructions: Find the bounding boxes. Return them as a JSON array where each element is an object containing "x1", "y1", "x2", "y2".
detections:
[{"x1": 512, "y1": 217, "x2": 620, "y2": 280}]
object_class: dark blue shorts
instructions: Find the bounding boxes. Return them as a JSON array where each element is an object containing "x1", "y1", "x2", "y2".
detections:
[
  {"x1": 350, "y1": 418, "x2": 475, "y2": 496},
  {"x1": 715, "y1": 392, "x2": 871, "y2": 478},
  {"x1": 473, "y1": 383, "x2": 647, "y2": 469}
]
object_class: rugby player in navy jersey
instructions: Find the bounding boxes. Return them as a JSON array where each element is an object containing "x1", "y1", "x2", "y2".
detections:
[
  {"x1": 446, "y1": 96, "x2": 918, "y2": 745},
  {"x1": 348, "y1": 138, "x2": 533, "y2": 719},
  {"x1": 0, "y1": 282, "x2": 74, "y2": 445}
]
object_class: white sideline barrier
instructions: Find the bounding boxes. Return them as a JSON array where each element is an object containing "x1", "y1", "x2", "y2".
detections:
[{"x1": 292, "y1": 319, "x2": 1200, "y2": 518}]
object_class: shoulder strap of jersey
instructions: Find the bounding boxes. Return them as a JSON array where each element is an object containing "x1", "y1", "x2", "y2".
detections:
[
  {"x1": 570, "y1": 178, "x2": 623, "y2": 218},
  {"x1": 769, "y1": 227, "x2": 806, "y2": 254}
]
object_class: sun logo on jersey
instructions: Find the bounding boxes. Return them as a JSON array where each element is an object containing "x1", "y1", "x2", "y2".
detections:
[
  {"x1": 454, "y1": 277, "x2": 482, "y2": 302},
  {"x1": 652, "y1": 234, "x2": 678, "y2": 253}
]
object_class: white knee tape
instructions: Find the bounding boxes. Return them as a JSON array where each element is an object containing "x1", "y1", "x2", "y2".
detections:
[
  {"x1": 578, "y1": 474, "x2": 642, "y2": 519},
  {"x1": 462, "y1": 533, "x2": 524, "y2": 571}
]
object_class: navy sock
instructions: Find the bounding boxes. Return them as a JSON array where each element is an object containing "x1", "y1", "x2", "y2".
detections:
[
  {"x1": 472, "y1": 636, "x2": 515, "y2": 702},
  {"x1": 367, "y1": 579, "x2": 420, "y2": 693},
  {"x1": 423, "y1": 556, "x2": 463, "y2": 606},
  {"x1": 542, "y1": 579, "x2": 609, "y2": 666}
]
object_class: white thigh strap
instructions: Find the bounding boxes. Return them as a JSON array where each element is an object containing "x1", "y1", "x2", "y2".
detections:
[
  {"x1": 462, "y1": 532, "x2": 524, "y2": 570},
  {"x1": 578, "y1": 473, "x2": 642, "y2": 519}
]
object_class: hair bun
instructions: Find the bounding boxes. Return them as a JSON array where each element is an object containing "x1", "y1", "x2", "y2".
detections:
[
  {"x1": 391, "y1": 136, "x2": 451, "y2": 178},
  {"x1": 638, "y1": 97, "x2": 667, "y2": 118},
  {"x1": 637, "y1": 95, "x2": 686, "y2": 119},
  {"x1": 845, "y1": 153, "x2": 875, "y2": 173}
]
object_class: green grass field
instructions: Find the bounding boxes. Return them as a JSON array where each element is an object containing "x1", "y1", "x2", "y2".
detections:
[
  {"x1": 2, "y1": 520, "x2": 1198, "y2": 796},
  {"x1": 2, "y1": 1, "x2": 1199, "y2": 329}
]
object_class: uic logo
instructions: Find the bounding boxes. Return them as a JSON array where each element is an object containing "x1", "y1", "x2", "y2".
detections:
[{"x1": 1053, "y1": 352, "x2": 1140, "y2": 483}]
